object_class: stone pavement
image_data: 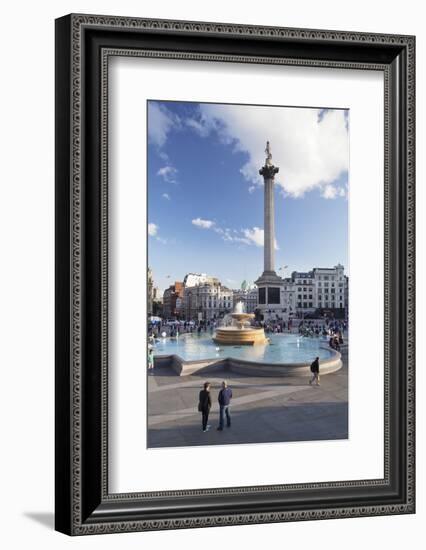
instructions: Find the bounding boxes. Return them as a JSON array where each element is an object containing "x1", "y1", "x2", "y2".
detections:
[{"x1": 147, "y1": 348, "x2": 348, "y2": 448}]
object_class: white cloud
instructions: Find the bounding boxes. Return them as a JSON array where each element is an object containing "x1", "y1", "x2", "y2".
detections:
[
  {"x1": 322, "y1": 185, "x2": 338, "y2": 199},
  {"x1": 192, "y1": 218, "x2": 215, "y2": 229},
  {"x1": 191, "y1": 219, "x2": 279, "y2": 250},
  {"x1": 157, "y1": 166, "x2": 178, "y2": 183},
  {"x1": 148, "y1": 223, "x2": 158, "y2": 236},
  {"x1": 148, "y1": 222, "x2": 168, "y2": 244},
  {"x1": 213, "y1": 226, "x2": 248, "y2": 244},
  {"x1": 243, "y1": 227, "x2": 279, "y2": 250},
  {"x1": 148, "y1": 102, "x2": 180, "y2": 148},
  {"x1": 322, "y1": 184, "x2": 347, "y2": 199},
  {"x1": 185, "y1": 104, "x2": 349, "y2": 198},
  {"x1": 162, "y1": 193, "x2": 171, "y2": 200}
]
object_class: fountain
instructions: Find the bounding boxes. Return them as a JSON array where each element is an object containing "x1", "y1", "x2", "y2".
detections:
[{"x1": 213, "y1": 301, "x2": 268, "y2": 345}]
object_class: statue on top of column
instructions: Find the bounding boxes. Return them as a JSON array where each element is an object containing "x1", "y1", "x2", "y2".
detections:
[
  {"x1": 259, "y1": 141, "x2": 279, "y2": 177},
  {"x1": 265, "y1": 141, "x2": 273, "y2": 165}
]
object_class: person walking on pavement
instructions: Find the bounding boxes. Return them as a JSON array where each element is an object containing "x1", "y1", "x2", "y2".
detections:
[
  {"x1": 309, "y1": 356, "x2": 320, "y2": 386},
  {"x1": 198, "y1": 382, "x2": 212, "y2": 432},
  {"x1": 217, "y1": 380, "x2": 232, "y2": 430}
]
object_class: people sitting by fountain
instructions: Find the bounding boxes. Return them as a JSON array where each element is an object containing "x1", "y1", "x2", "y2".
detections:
[{"x1": 329, "y1": 335, "x2": 340, "y2": 351}]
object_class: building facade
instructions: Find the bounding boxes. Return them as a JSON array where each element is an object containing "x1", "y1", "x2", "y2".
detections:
[
  {"x1": 282, "y1": 278, "x2": 296, "y2": 318},
  {"x1": 292, "y1": 270, "x2": 316, "y2": 316},
  {"x1": 162, "y1": 282, "x2": 184, "y2": 319},
  {"x1": 313, "y1": 264, "x2": 346, "y2": 312},
  {"x1": 232, "y1": 286, "x2": 258, "y2": 314},
  {"x1": 183, "y1": 273, "x2": 219, "y2": 288},
  {"x1": 147, "y1": 267, "x2": 154, "y2": 316},
  {"x1": 183, "y1": 280, "x2": 233, "y2": 321},
  {"x1": 291, "y1": 264, "x2": 347, "y2": 317}
]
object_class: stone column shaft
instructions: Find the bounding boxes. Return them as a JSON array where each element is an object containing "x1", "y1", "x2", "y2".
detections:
[{"x1": 264, "y1": 178, "x2": 275, "y2": 272}]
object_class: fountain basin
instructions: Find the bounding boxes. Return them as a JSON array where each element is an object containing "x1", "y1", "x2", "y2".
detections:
[
  {"x1": 213, "y1": 310, "x2": 268, "y2": 345},
  {"x1": 152, "y1": 333, "x2": 342, "y2": 376},
  {"x1": 213, "y1": 326, "x2": 268, "y2": 345}
]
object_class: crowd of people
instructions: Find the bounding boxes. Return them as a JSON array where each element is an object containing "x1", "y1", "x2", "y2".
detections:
[
  {"x1": 148, "y1": 316, "x2": 347, "y2": 347},
  {"x1": 148, "y1": 318, "x2": 218, "y2": 341}
]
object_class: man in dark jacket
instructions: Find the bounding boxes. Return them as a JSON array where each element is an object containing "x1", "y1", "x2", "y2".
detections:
[
  {"x1": 199, "y1": 382, "x2": 212, "y2": 432},
  {"x1": 217, "y1": 380, "x2": 233, "y2": 430},
  {"x1": 309, "y1": 356, "x2": 320, "y2": 386}
]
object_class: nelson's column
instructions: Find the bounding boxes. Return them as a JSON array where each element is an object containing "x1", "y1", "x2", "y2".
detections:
[{"x1": 255, "y1": 141, "x2": 285, "y2": 321}]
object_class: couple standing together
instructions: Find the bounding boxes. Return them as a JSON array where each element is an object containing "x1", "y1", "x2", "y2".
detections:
[{"x1": 198, "y1": 381, "x2": 232, "y2": 433}]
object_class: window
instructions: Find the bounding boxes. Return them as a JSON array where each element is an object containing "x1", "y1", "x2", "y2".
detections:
[
  {"x1": 303, "y1": 302, "x2": 307, "y2": 308},
  {"x1": 298, "y1": 294, "x2": 302, "y2": 299},
  {"x1": 318, "y1": 295, "x2": 322, "y2": 300},
  {"x1": 309, "y1": 294, "x2": 312, "y2": 299},
  {"x1": 309, "y1": 302, "x2": 313, "y2": 308},
  {"x1": 297, "y1": 302, "x2": 302, "y2": 308},
  {"x1": 268, "y1": 287, "x2": 281, "y2": 304},
  {"x1": 331, "y1": 288, "x2": 335, "y2": 294}
]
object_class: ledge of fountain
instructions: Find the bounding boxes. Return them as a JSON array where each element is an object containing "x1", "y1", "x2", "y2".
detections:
[{"x1": 153, "y1": 348, "x2": 342, "y2": 377}]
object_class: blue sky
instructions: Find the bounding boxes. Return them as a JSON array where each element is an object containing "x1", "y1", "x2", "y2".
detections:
[{"x1": 148, "y1": 100, "x2": 349, "y2": 292}]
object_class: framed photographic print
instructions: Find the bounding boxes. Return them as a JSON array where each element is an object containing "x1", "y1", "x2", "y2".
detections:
[{"x1": 55, "y1": 14, "x2": 415, "y2": 535}]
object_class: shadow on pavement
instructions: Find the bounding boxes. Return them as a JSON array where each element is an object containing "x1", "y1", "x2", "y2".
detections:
[{"x1": 147, "y1": 401, "x2": 348, "y2": 449}]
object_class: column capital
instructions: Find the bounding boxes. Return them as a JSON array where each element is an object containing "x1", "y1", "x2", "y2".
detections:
[{"x1": 259, "y1": 165, "x2": 279, "y2": 179}]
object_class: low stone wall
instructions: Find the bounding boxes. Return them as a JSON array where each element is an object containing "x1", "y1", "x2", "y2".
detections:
[
  {"x1": 226, "y1": 351, "x2": 341, "y2": 377},
  {"x1": 154, "y1": 348, "x2": 342, "y2": 378}
]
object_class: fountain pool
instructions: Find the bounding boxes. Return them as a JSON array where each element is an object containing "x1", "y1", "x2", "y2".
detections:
[{"x1": 153, "y1": 332, "x2": 334, "y2": 364}]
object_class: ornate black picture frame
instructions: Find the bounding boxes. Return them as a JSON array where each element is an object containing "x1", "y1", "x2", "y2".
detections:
[{"x1": 55, "y1": 13, "x2": 415, "y2": 535}]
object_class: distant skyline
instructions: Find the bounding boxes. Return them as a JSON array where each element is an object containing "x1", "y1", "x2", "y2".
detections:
[{"x1": 148, "y1": 100, "x2": 349, "y2": 292}]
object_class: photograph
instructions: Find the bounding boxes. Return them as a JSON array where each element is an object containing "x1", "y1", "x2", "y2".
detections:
[{"x1": 146, "y1": 100, "x2": 349, "y2": 448}]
